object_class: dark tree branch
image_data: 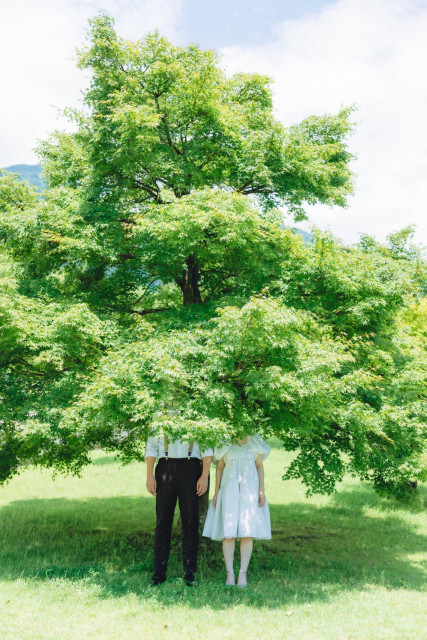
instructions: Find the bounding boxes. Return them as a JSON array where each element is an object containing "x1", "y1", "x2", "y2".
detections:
[
  {"x1": 239, "y1": 185, "x2": 269, "y2": 195},
  {"x1": 12, "y1": 357, "x2": 45, "y2": 377},
  {"x1": 133, "y1": 177, "x2": 161, "y2": 201},
  {"x1": 153, "y1": 95, "x2": 184, "y2": 156},
  {"x1": 129, "y1": 307, "x2": 171, "y2": 316},
  {"x1": 4, "y1": 195, "x2": 28, "y2": 211},
  {"x1": 132, "y1": 278, "x2": 160, "y2": 305}
]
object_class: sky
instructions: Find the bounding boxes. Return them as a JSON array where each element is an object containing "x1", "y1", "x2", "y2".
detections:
[{"x1": 1, "y1": 0, "x2": 426, "y2": 245}]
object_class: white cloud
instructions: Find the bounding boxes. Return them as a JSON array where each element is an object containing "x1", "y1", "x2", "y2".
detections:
[
  {"x1": 0, "y1": 0, "x2": 184, "y2": 166},
  {"x1": 220, "y1": 0, "x2": 427, "y2": 245}
]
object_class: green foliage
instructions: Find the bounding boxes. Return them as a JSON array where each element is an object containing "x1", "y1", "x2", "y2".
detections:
[
  {"x1": 132, "y1": 188, "x2": 286, "y2": 303},
  {"x1": 0, "y1": 13, "x2": 425, "y2": 499},
  {"x1": 69, "y1": 14, "x2": 354, "y2": 211}
]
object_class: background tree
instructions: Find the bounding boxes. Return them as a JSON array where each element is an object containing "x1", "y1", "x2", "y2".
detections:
[{"x1": 0, "y1": 13, "x2": 425, "y2": 499}]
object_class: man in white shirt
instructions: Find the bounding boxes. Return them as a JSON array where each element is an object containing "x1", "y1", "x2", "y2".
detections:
[{"x1": 145, "y1": 436, "x2": 213, "y2": 586}]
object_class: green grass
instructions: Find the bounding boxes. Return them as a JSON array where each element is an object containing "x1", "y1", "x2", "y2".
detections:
[{"x1": 0, "y1": 444, "x2": 425, "y2": 640}]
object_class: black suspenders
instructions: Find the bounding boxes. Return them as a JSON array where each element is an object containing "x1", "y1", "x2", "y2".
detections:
[{"x1": 163, "y1": 436, "x2": 194, "y2": 460}]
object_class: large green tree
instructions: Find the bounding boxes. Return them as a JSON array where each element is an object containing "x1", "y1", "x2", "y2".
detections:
[{"x1": 1, "y1": 14, "x2": 425, "y2": 498}]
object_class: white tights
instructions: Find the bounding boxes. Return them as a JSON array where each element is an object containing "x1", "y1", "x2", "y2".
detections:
[{"x1": 222, "y1": 537, "x2": 253, "y2": 574}]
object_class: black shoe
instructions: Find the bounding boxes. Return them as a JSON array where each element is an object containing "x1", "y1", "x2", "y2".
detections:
[
  {"x1": 150, "y1": 573, "x2": 166, "y2": 586},
  {"x1": 184, "y1": 571, "x2": 195, "y2": 586}
]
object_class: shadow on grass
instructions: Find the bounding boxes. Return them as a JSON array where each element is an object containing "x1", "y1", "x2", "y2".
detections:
[
  {"x1": 331, "y1": 482, "x2": 427, "y2": 514},
  {"x1": 0, "y1": 488, "x2": 425, "y2": 608},
  {"x1": 91, "y1": 455, "x2": 122, "y2": 466}
]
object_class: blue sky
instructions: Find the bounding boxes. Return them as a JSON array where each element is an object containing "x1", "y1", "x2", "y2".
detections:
[
  {"x1": 181, "y1": 0, "x2": 336, "y2": 48},
  {"x1": 1, "y1": 0, "x2": 426, "y2": 245}
]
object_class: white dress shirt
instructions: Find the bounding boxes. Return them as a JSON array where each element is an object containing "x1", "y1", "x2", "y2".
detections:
[{"x1": 145, "y1": 436, "x2": 213, "y2": 460}]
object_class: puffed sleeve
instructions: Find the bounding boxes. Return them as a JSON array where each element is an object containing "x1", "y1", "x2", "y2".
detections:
[
  {"x1": 213, "y1": 444, "x2": 230, "y2": 462},
  {"x1": 145, "y1": 437, "x2": 159, "y2": 458},
  {"x1": 248, "y1": 434, "x2": 270, "y2": 460}
]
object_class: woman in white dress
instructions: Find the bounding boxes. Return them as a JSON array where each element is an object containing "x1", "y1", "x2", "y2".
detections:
[{"x1": 202, "y1": 434, "x2": 271, "y2": 587}]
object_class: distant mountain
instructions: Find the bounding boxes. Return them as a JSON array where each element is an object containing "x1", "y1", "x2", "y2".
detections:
[
  {"x1": 4, "y1": 164, "x2": 44, "y2": 189},
  {"x1": 4, "y1": 164, "x2": 313, "y2": 242}
]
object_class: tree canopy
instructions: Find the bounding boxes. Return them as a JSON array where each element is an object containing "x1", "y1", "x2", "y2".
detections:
[{"x1": 0, "y1": 13, "x2": 425, "y2": 499}]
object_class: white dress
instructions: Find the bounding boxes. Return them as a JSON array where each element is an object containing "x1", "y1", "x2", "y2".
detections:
[{"x1": 202, "y1": 435, "x2": 271, "y2": 541}]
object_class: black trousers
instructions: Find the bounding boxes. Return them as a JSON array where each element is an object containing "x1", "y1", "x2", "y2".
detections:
[{"x1": 154, "y1": 457, "x2": 202, "y2": 576}]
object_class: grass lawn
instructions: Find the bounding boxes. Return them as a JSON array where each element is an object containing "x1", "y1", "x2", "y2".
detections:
[{"x1": 0, "y1": 443, "x2": 425, "y2": 640}]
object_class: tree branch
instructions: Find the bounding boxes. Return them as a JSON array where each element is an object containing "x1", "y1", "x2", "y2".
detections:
[
  {"x1": 129, "y1": 307, "x2": 171, "y2": 316},
  {"x1": 153, "y1": 95, "x2": 184, "y2": 156},
  {"x1": 238, "y1": 184, "x2": 269, "y2": 195},
  {"x1": 132, "y1": 278, "x2": 161, "y2": 305}
]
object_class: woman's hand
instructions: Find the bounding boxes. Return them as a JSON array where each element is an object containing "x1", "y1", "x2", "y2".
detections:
[
  {"x1": 256, "y1": 455, "x2": 266, "y2": 507},
  {"x1": 213, "y1": 493, "x2": 218, "y2": 508}
]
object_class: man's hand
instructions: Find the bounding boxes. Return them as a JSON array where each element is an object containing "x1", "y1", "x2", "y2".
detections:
[
  {"x1": 196, "y1": 474, "x2": 209, "y2": 496},
  {"x1": 146, "y1": 476, "x2": 157, "y2": 496}
]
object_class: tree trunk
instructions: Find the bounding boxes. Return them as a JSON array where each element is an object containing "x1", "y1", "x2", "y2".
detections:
[{"x1": 176, "y1": 254, "x2": 203, "y2": 305}]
